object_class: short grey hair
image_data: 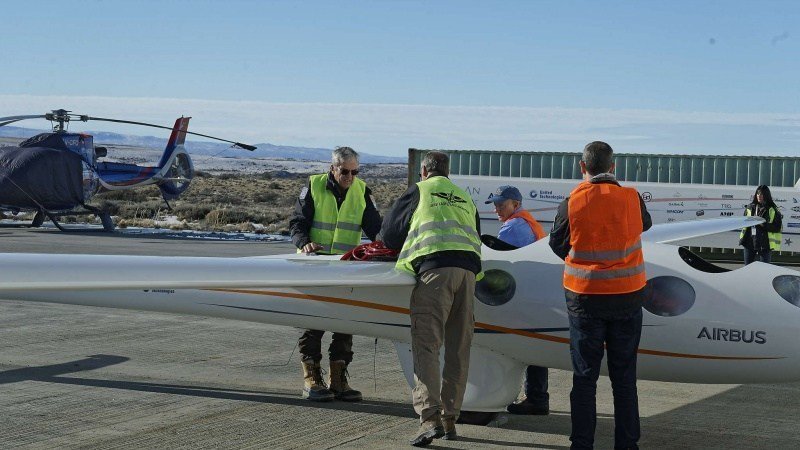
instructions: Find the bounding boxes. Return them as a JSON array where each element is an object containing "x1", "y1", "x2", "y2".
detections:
[
  {"x1": 582, "y1": 141, "x2": 613, "y2": 175},
  {"x1": 332, "y1": 146, "x2": 359, "y2": 166},
  {"x1": 422, "y1": 151, "x2": 449, "y2": 176}
]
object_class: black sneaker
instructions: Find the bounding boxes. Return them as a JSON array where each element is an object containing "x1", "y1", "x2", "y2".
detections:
[{"x1": 507, "y1": 399, "x2": 549, "y2": 415}]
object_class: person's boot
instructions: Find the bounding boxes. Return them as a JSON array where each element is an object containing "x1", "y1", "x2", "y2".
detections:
[
  {"x1": 409, "y1": 416, "x2": 444, "y2": 447},
  {"x1": 507, "y1": 397, "x2": 549, "y2": 415},
  {"x1": 328, "y1": 360, "x2": 362, "y2": 401},
  {"x1": 441, "y1": 415, "x2": 457, "y2": 440},
  {"x1": 301, "y1": 361, "x2": 334, "y2": 402}
]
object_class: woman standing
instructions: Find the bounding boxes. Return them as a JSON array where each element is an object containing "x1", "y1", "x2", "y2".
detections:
[{"x1": 740, "y1": 185, "x2": 782, "y2": 264}]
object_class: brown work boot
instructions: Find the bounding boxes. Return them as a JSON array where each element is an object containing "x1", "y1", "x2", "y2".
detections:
[
  {"x1": 301, "y1": 361, "x2": 334, "y2": 402},
  {"x1": 328, "y1": 360, "x2": 362, "y2": 401},
  {"x1": 441, "y1": 415, "x2": 457, "y2": 440},
  {"x1": 409, "y1": 416, "x2": 444, "y2": 447}
]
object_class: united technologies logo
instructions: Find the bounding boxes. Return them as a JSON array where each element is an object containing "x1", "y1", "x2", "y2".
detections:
[{"x1": 529, "y1": 190, "x2": 538, "y2": 199}]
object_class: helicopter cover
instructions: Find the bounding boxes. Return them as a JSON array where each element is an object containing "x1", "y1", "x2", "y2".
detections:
[{"x1": 0, "y1": 144, "x2": 84, "y2": 210}]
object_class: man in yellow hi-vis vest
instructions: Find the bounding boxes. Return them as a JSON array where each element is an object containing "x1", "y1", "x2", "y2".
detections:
[
  {"x1": 382, "y1": 151, "x2": 481, "y2": 447},
  {"x1": 289, "y1": 146, "x2": 382, "y2": 402}
]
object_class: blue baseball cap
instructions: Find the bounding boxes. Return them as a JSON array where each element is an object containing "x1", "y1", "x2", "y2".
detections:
[{"x1": 485, "y1": 185, "x2": 522, "y2": 204}]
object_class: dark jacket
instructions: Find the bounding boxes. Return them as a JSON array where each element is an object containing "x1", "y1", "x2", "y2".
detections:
[
  {"x1": 381, "y1": 176, "x2": 482, "y2": 275},
  {"x1": 548, "y1": 176, "x2": 653, "y2": 318},
  {"x1": 740, "y1": 203, "x2": 782, "y2": 251},
  {"x1": 289, "y1": 172, "x2": 382, "y2": 250}
]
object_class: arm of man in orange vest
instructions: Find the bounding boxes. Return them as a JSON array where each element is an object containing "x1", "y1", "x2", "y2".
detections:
[
  {"x1": 639, "y1": 194, "x2": 652, "y2": 232},
  {"x1": 548, "y1": 197, "x2": 571, "y2": 261}
]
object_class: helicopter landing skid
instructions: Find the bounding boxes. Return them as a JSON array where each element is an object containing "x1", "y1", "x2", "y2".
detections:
[{"x1": 37, "y1": 206, "x2": 115, "y2": 232}]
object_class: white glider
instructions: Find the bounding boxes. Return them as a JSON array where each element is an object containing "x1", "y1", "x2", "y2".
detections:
[{"x1": 0, "y1": 216, "x2": 798, "y2": 414}]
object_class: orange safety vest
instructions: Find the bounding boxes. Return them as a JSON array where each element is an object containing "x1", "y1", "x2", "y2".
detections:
[
  {"x1": 563, "y1": 181, "x2": 646, "y2": 295},
  {"x1": 507, "y1": 209, "x2": 546, "y2": 241}
]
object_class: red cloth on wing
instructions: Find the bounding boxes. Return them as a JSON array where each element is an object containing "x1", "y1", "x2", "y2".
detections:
[{"x1": 341, "y1": 241, "x2": 400, "y2": 261}]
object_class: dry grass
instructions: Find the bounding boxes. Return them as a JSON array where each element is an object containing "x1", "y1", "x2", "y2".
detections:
[{"x1": 91, "y1": 170, "x2": 408, "y2": 233}]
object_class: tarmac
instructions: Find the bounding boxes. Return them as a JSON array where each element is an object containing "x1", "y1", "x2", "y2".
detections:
[{"x1": 0, "y1": 226, "x2": 799, "y2": 449}]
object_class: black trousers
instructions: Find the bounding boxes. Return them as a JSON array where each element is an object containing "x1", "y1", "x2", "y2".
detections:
[
  {"x1": 298, "y1": 329, "x2": 354, "y2": 364},
  {"x1": 569, "y1": 309, "x2": 643, "y2": 450},
  {"x1": 523, "y1": 365, "x2": 550, "y2": 404}
]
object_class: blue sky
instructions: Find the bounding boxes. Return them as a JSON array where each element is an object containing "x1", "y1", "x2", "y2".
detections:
[{"x1": 1, "y1": 1, "x2": 798, "y2": 156}]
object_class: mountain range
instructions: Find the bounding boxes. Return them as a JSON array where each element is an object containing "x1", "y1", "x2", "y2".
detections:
[{"x1": 0, "y1": 126, "x2": 405, "y2": 164}]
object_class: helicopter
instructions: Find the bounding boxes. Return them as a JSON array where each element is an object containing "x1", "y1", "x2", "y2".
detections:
[{"x1": 0, "y1": 109, "x2": 256, "y2": 231}]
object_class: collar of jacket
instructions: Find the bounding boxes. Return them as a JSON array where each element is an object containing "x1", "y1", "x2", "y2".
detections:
[
  {"x1": 588, "y1": 173, "x2": 619, "y2": 185},
  {"x1": 325, "y1": 171, "x2": 348, "y2": 197}
]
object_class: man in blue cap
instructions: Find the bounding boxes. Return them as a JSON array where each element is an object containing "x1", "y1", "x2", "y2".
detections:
[
  {"x1": 485, "y1": 185, "x2": 550, "y2": 416},
  {"x1": 485, "y1": 185, "x2": 545, "y2": 249}
]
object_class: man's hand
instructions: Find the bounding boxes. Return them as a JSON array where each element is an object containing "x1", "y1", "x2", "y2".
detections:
[{"x1": 302, "y1": 242, "x2": 324, "y2": 253}]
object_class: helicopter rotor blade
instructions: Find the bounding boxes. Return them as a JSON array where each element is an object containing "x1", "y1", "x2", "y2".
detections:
[
  {"x1": 0, "y1": 115, "x2": 47, "y2": 128},
  {"x1": 87, "y1": 116, "x2": 257, "y2": 151}
]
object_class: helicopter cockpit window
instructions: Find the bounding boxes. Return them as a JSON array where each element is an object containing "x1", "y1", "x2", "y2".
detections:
[
  {"x1": 773, "y1": 275, "x2": 800, "y2": 307},
  {"x1": 678, "y1": 247, "x2": 731, "y2": 274},
  {"x1": 475, "y1": 269, "x2": 516, "y2": 306},
  {"x1": 643, "y1": 276, "x2": 696, "y2": 317}
]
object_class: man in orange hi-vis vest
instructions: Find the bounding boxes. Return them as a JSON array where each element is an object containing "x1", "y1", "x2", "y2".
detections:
[
  {"x1": 549, "y1": 141, "x2": 652, "y2": 450},
  {"x1": 484, "y1": 185, "x2": 551, "y2": 416}
]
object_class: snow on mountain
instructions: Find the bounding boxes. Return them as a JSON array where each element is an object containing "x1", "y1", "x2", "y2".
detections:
[{"x1": 0, "y1": 126, "x2": 405, "y2": 163}]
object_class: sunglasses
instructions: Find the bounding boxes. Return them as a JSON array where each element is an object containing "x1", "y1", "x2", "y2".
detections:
[{"x1": 337, "y1": 168, "x2": 359, "y2": 176}]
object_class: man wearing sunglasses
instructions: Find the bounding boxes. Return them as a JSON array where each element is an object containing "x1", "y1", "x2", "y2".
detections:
[{"x1": 289, "y1": 146, "x2": 383, "y2": 403}]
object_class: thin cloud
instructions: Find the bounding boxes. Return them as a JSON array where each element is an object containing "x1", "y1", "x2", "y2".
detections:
[
  {"x1": 1, "y1": 95, "x2": 798, "y2": 156},
  {"x1": 771, "y1": 31, "x2": 790, "y2": 45}
]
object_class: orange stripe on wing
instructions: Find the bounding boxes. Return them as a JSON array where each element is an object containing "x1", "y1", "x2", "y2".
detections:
[
  {"x1": 206, "y1": 288, "x2": 783, "y2": 361},
  {"x1": 206, "y1": 288, "x2": 411, "y2": 315}
]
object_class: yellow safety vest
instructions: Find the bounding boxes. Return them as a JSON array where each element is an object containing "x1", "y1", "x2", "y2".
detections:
[
  {"x1": 307, "y1": 173, "x2": 366, "y2": 254},
  {"x1": 740, "y1": 206, "x2": 782, "y2": 251},
  {"x1": 396, "y1": 176, "x2": 481, "y2": 274}
]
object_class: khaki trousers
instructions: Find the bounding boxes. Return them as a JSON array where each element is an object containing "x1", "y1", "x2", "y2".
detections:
[{"x1": 410, "y1": 266, "x2": 475, "y2": 422}]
